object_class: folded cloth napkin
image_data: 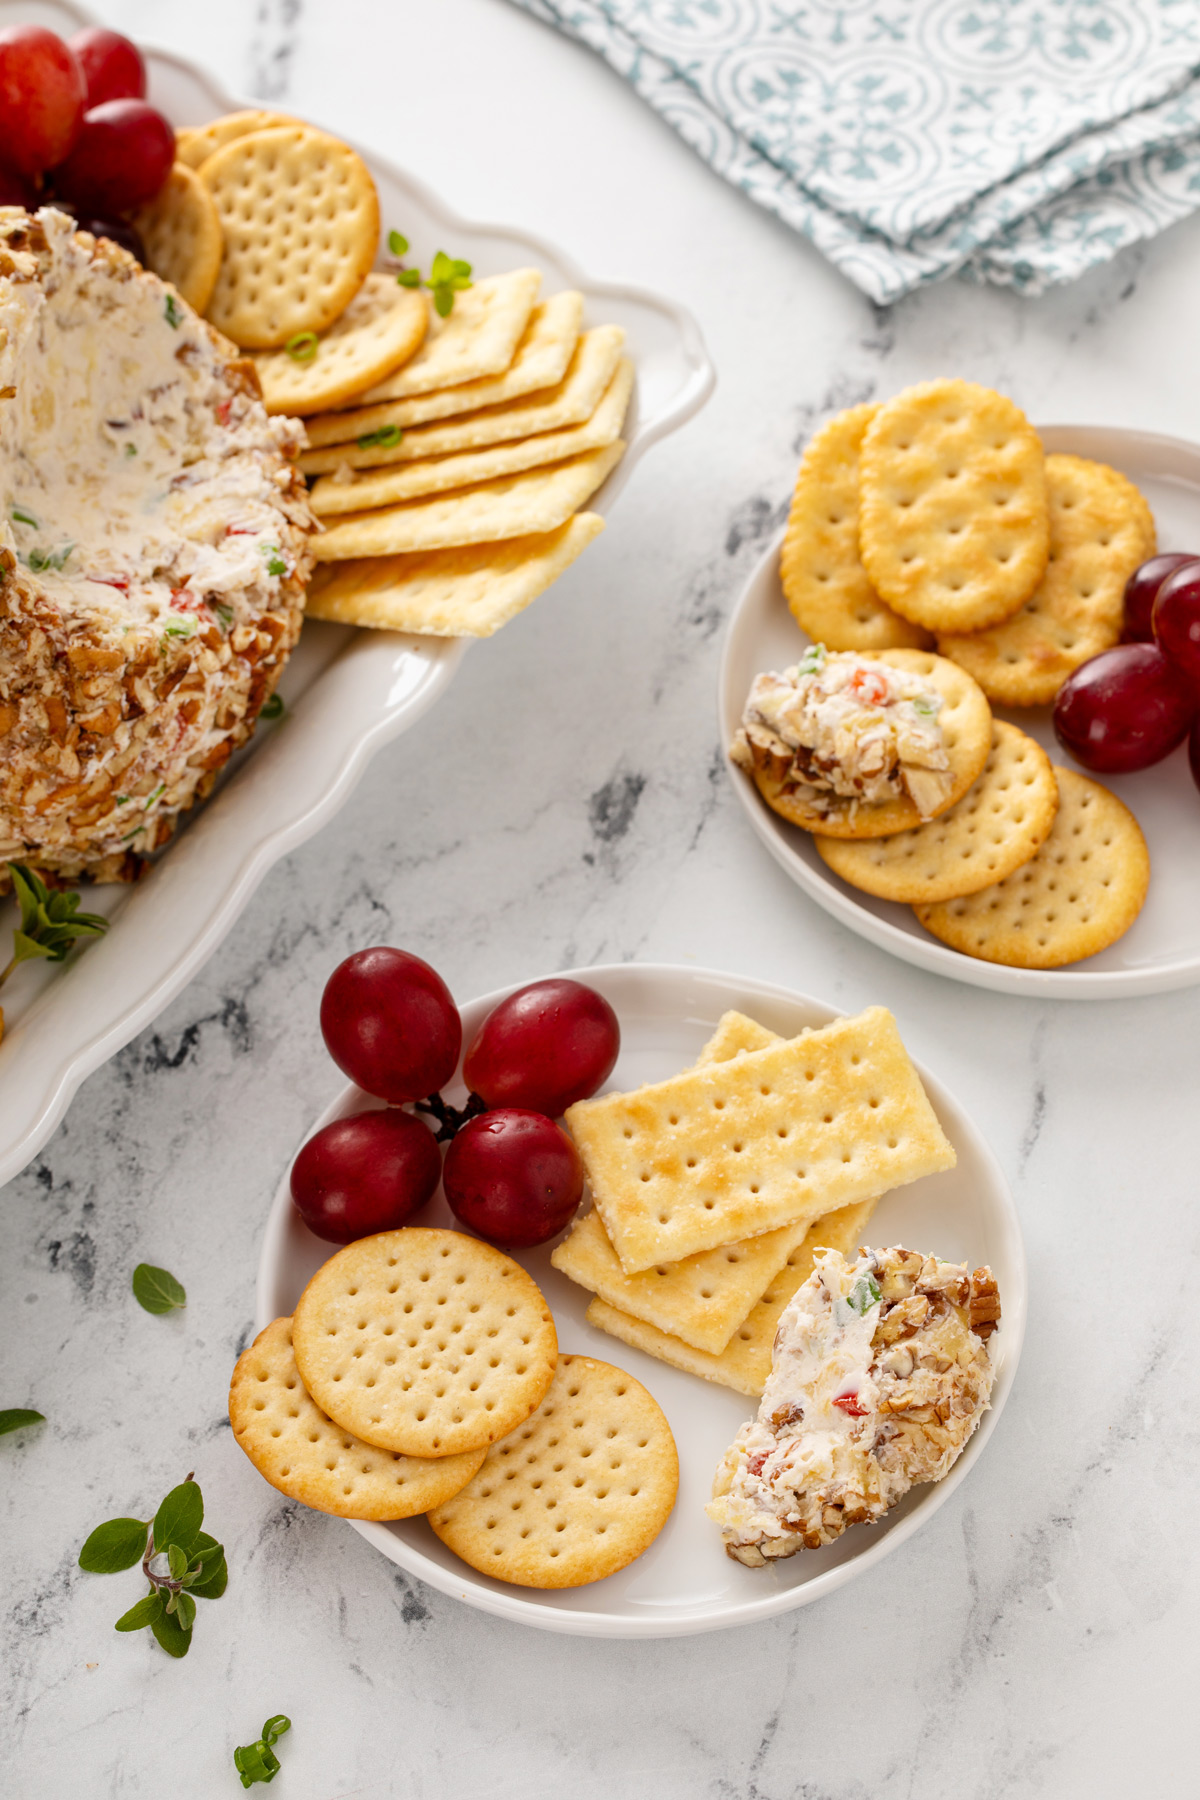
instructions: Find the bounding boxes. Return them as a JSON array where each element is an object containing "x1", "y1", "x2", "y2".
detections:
[{"x1": 511, "y1": 0, "x2": 1200, "y2": 304}]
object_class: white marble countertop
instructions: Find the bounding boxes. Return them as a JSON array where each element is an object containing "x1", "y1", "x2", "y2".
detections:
[{"x1": 4, "y1": 2, "x2": 1199, "y2": 1795}]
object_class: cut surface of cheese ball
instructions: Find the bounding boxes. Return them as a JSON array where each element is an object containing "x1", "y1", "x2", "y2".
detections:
[{"x1": 0, "y1": 208, "x2": 314, "y2": 883}]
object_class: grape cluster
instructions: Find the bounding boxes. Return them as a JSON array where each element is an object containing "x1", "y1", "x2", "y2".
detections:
[
  {"x1": 0, "y1": 25, "x2": 174, "y2": 253},
  {"x1": 291, "y1": 949, "x2": 620, "y2": 1250},
  {"x1": 1054, "y1": 554, "x2": 1200, "y2": 789}
]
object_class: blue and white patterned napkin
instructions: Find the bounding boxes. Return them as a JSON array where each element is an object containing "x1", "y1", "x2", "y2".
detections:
[{"x1": 511, "y1": 0, "x2": 1200, "y2": 303}]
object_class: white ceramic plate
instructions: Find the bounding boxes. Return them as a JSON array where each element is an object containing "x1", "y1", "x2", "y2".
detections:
[
  {"x1": 720, "y1": 425, "x2": 1200, "y2": 998},
  {"x1": 0, "y1": 0, "x2": 714, "y2": 1189},
  {"x1": 257, "y1": 963, "x2": 1024, "y2": 1638}
]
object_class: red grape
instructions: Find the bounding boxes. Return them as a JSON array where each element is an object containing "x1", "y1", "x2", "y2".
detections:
[
  {"x1": 291, "y1": 1108, "x2": 440, "y2": 1244},
  {"x1": 1190, "y1": 717, "x2": 1200, "y2": 797},
  {"x1": 463, "y1": 978, "x2": 619, "y2": 1117},
  {"x1": 73, "y1": 214, "x2": 146, "y2": 264},
  {"x1": 443, "y1": 1109, "x2": 584, "y2": 1248},
  {"x1": 0, "y1": 161, "x2": 35, "y2": 206},
  {"x1": 0, "y1": 26, "x2": 86, "y2": 176},
  {"x1": 320, "y1": 946, "x2": 461, "y2": 1103},
  {"x1": 1123, "y1": 553, "x2": 1200, "y2": 643},
  {"x1": 1054, "y1": 643, "x2": 1197, "y2": 773},
  {"x1": 51, "y1": 98, "x2": 173, "y2": 214},
  {"x1": 68, "y1": 27, "x2": 145, "y2": 107},
  {"x1": 1152, "y1": 561, "x2": 1200, "y2": 689}
]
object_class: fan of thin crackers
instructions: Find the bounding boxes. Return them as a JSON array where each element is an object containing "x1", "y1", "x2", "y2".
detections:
[
  {"x1": 138, "y1": 109, "x2": 630, "y2": 639},
  {"x1": 556, "y1": 1005, "x2": 949, "y2": 1394},
  {"x1": 758, "y1": 379, "x2": 1156, "y2": 969}
]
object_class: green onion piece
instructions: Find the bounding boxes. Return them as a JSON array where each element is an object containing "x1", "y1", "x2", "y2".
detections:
[
  {"x1": 356, "y1": 423, "x2": 403, "y2": 451},
  {"x1": 164, "y1": 294, "x2": 182, "y2": 328},
  {"x1": 259, "y1": 694, "x2": 285, "y2": 721},
  {"x1": 285, "y1": 331, "x2": 319, "y2": 363},
  {"x1": 846, "y1": 1275, "x2": 882, "y2": 1316},
  {"x1": 11, "y1": 507, "x2": 39, "y2": 529}
]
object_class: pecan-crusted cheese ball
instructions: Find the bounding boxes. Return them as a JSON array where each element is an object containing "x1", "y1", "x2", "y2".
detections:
[
  {"x1": 707, "y1": 1246, "x2": 999, "y2": 1566},
  {"x1": 0, "y1": 207, "x2": 315, "y2": 885}
]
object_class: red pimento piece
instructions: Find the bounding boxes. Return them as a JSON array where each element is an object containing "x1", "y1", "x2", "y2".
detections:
[
  {"x1": 832, "y1": 1391, "x2": 868, "y2": 1417},
  {"x1": 216, "y1": 399, "x2": 233, "y2": 427},
  {"x1": 745, "y1": 1451, "x2": 769, "y2": 1478},
  {"x1": 848, "y1": 668, "x2": 888, "y2": 707}
]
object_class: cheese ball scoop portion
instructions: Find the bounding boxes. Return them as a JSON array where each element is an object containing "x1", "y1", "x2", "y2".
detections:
[{"x1": 707, "y1": 1245, "x2": 999, "y2": 1566}]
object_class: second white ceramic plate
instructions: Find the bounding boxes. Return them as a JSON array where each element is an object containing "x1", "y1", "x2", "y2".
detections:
[
  {"x1": 0, "y1": 0, "x2": 715, "y2": 1190},
  {"x1": 257, "y1": 963, "x2": 1024, "y2": 1638},
  {"x1": 720, "y1": 425, "x2": 1200, "y2": 998}
]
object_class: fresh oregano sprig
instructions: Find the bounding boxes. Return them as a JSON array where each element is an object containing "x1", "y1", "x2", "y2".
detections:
[
  {"x1": 234, "y1": 1716, "x2": 292, "y2": 1787},
  {"x1": 0, "y1": 864, "x2": 109, "y2": 1039},
  {"x1": 2, "y1": 863, "x2": 108, "y2": 982},
  {"x1": 387, "y1": 229, "x2": 473, "y2": 317},
  {"x1": 78, "y1": 1476, "x2": 228, "y2": 1658}
]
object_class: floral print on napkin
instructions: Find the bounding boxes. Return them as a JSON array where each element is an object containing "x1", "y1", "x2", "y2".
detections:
[{"x1": 511, "y1": 0, "x2": 1200, "y2": 303}]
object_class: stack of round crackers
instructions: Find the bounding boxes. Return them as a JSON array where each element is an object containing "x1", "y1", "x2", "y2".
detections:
[
  {"x1": 782, "y1": 379, "x2": 1155, "y2": 708},
  {"x1": 764, "y1": 379, "x2": 1153, "y2": 970},
  {"x1": 230, "y1": 1227, "x2": 678, "y2": 1589}
]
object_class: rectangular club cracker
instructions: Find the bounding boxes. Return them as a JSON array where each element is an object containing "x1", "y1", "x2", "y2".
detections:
[
  {"x1": 309, "y1": 359, "x2": 632, "y2": 516},
  {"x1": 300, "y1": 325, "x2": 624, "y2": 476},
  {"x1": 564, "y1": 1005, "x2": 955, "y2": 1273},
  {"x1": 695, "y1": 1010, "x2": 787, "y2": 1065},
  {"x1": 356, "y1": 268, "x2": 541, "y2": 402},
  {"x1": 586, "y1": 1198, "x2": 879, "y2": 1396},
  {"x1": 305, "y1": 291, "x2": 584, "y2": 446},
  {"x1": 552, "y1": 1206, "x2": 814, "y2": 1355},
  {"x1": 304, "y1": 514, "x2": 604, "y2": 638},
  {"x1": 552, "y1": 1013, "x2": 795, "y2": 1353},
  {"x1": 309, "y1": 442, "x2": 624, "y2": 561}
]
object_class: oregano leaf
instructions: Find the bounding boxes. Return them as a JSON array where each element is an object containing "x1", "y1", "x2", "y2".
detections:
[
  {"x1": 152, "y1": 1480, "x2": 202, "y2": 1556},
  {"x1": 132, "y1": 1264, "x2": 186, "y2": 1315},
  {"x1": 174, "y1": 1590, "x2": 196, "y2": 1633},
  {"x1": 114, "y1": 1592, "x2": 163, "y2": 1633},
  {"x1": 0, "y1": 1408, "x2": 44, "y2": 1436},
  {"x1": 167, "y1": 1542, "x2": 189, "y2": 1580},
  {"x1": 79, "y1": 1517, "x2": 149, "y2": 1574},
  {"x1": 150, "y1": 1606, "x2": 191, "y2": 1658}
]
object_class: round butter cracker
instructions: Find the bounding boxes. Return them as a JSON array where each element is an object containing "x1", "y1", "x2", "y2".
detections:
[
  {"x1": 859, "y1": 379, "x2": 1049, "y2": 634},
  {"x1": 199, "y1": 125, "x2": 379, "y2": 349},
  {"x1": 292, "y1": 1228, "x2": 558, "y2": 1459},
  {"x1": 230, "y1": 1317, "x2": 486, "y2": 1519},
  {"x1": 176, "y1": 110, "x2": 302, "y2": 170},
  {"x1": 937, "y1": 455, "x2": 1154, "y2": 707},
  {"x1": 816, "y1": 721, "x2": 1057, "y2": 902},
  {"x1": 914, "y1": 766, "x2": 1149, "y2": 967},
  {"x1": 251, "y1": 274, "x2": 428, "y2": 415},
  {"x1": 781, "y1": 404, "x2": 931, "y2": 652},
  {"x1": 750, "y1": 649, "x2": 992, "y2": 840},
  {"x1": 428, "y1": 1354, "x2": 678, "y2": 1589},
  {"x1": 133, "y1": 161, "x2": 223, "y2": 315}
]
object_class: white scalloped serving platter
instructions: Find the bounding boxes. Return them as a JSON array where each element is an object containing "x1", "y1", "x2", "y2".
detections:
[
  {"x1": 721, "y1": 425, "x2": 1200, "y2": 998},
  {"x1": 257, "y1": 964, "x2": 1024, "y2": 1638},
  {"x1": 0, "y1": 0, "x2": 714, "y2": 1189}
]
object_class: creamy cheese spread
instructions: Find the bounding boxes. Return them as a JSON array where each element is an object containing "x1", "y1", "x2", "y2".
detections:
[
  {"x1": 707, "y1": 1246, "x2": 999, "y2": 1566},
  {"x1": 730, "y1": 646, "x2": 953, "y2": 820},
  {"x1": 0, "y1": 208, "x2": 314, "y2": 881}
]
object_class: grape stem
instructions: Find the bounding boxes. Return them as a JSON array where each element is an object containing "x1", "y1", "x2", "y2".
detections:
[{"x1": 412, "y1": 1090, "x2": 487, "y2": 1143}]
